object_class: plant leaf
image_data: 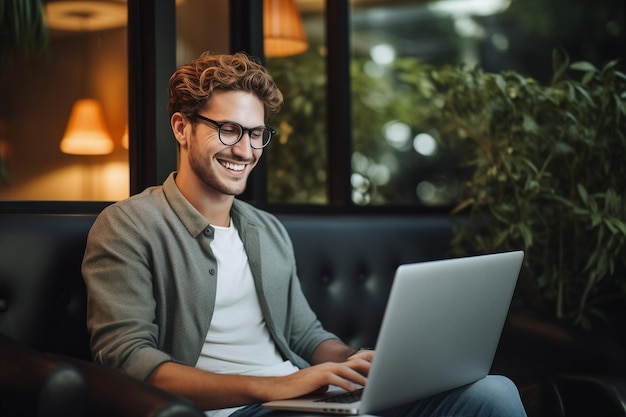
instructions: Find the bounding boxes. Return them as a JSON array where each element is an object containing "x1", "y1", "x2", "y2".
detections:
[
  {"x1": 577, "y1": 183, "x2": 589, "y2": 205},
  {"x1": 571, "y1": 61, "x2": 597, "y2": 73}
]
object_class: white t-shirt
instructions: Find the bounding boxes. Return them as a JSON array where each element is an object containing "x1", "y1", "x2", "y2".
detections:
[{"x1": 196, "y1": 222, "x2": 298, "y2": 417}]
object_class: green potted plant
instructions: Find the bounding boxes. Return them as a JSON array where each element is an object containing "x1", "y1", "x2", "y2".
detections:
[{"x1": 421, "y1": 51, "x2": 626, "y2": 329}]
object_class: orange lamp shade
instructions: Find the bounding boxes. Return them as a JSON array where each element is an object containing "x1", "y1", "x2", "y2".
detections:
[
  {"x1": 121, "y1": 125, "x2": 129, "y2": 149},
  {"x1": 60, "y1": 99, "x2": 114, "y2": 155},
  {"x1": 263, "y1": 0, "x2": 308, "y2": 58}
]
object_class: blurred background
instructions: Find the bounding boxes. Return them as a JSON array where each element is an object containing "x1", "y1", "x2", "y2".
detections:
[{"x1": 0, "y1": 0, "x2": 623, "y2": 203}]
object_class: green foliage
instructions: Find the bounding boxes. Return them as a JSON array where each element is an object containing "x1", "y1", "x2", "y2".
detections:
[
  {"x1": 267, "y1": 49, "x2": 442, "y2": 205},
  {"x1": 268, "y1": 46, "x2": 625, "y2": 327},
  {"x1": 265, "y1": 48, "x2": 328, "y2": 203},
  {"x1": 0, "y1": 0, "x2": 49, "y2": 65},
  {"x1": 350, "y1": 57, "x2": 443, "y2": 205},
  {"x1": 425, "y1": 51, "x2": 626, "y2": 327}
]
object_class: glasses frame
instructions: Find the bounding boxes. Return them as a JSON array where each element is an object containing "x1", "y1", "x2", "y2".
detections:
[{"x1": 194, "y1": 114, "x2": 276, "y2": 149}]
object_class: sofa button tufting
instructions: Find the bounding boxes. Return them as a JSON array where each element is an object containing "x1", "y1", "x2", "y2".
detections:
[{"x1": 0, "y1": 298, "x2": 7, "y2": 312}]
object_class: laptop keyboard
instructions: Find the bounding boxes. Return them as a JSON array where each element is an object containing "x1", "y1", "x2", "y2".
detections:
[{"x1": 315, "y1": 388, "x2": 364, "y2": 404}]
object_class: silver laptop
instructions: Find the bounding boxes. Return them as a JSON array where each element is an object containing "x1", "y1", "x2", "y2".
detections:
[{"x1": 263, "y1": 251, "x2": 524, "y2": 415}]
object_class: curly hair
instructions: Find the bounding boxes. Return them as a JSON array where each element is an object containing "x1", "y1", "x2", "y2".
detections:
[{"x1": 168, "y1": 51, "x2": 283, "y2": 121}]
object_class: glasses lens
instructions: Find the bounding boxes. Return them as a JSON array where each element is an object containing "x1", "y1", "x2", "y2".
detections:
[
  {"x1": 250, "y1": 127, "x2": 273, "y2": 149},
  {"x1": 219, "y1": 122, "x2": 243, "y2": 145}
]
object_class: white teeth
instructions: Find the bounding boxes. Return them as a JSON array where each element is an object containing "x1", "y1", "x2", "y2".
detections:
[{"x1": 222, "y1": 161, "x2": 245, "y2": 171}]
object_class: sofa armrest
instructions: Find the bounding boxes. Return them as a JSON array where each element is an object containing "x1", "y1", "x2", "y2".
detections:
[
  {"x1": 1, "y1": 333, "x2": 204, "y2": 417},
  {"x1": 55, "y1": 354, "x2": 204, "y2": 417},
  {"x1": 0, "y1": 332, "x2": 87, "y2": 417},
  {"x1": 491, "y1": 310, "x2": 626, "y2": 417},
  {"x1": 493, "y1": 309, "x2": 626, "y2": 378}
]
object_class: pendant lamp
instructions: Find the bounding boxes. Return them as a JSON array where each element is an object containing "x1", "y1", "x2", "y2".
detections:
[
  {"x1": 263, "y1": 0, "x2": 308, "y2": 58},
  {"x1": 48, "y1": 2, "x2": 120, "y2": 156},
  {"x1": 60, "y1": 99, "x2": 114, "y2": 155}
]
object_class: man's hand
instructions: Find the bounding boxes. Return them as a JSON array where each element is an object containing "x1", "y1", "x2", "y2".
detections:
[
  {"x1": 261, "y1": 339, "x2": 376, "y2": 401},
  {"x1": 347, "y1": 348, "x2": 375, "y2": 364},
  {"x1": 264, "y1": 357, "x2": 371, "y2": 401},
  {"x1": 147, "y1": 340, "x2": 376, "y2": 410}
]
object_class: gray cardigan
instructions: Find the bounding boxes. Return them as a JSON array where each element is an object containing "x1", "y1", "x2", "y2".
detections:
[{"x1": 82, "y1": 173, "x2": 336, "y2": 381}]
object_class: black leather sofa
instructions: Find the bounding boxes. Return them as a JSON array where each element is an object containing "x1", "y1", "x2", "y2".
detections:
[{"x1": 1, "y1": 210, "x2": 625, "y2": 417}]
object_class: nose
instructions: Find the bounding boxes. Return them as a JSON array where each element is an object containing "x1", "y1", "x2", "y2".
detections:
[{"x1": 230, "y1": 131, "x2": 255, "y2": 158}]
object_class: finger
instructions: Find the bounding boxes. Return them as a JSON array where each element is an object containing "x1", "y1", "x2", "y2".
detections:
[
  {"x1": 325, "y1": 374, "x2": 365, "y2": 392},
  {"x1": 348, "y1": 350, "x2": 375, "y2": 363},
  {"x1": 330, "y1": 364, "x2": 368, "y2": 388},
  {"x1": 344, "y1": 358, "x2": 372, "y2": 377}
]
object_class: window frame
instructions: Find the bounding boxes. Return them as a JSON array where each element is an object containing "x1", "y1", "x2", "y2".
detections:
[
  {"x1": 127, "y1": 0, "x2": 177, "y2": 195},
  {"x1": 0, "y1": 0, "x2": 449, "y2": 216},
  {"x1": 231, "y1": 0, "x2": 355, "y2": 210},
  {"x1": 231, "y1": 0, "x2": 450, "y2": 215},
  {"x1": 230, "y1": 0, "x2": 353, "y2": 212},
  {"x1": 0, "y1": 0, "x2": 177, "y2": 214}
]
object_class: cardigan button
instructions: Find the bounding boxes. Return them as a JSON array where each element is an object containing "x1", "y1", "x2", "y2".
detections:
[{"x1": 209, "y1": 269, "x2": 216, "y2": 275}]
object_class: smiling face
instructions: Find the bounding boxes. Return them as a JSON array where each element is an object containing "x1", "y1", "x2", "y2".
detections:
[{"x1": 173, "y1": 89, "x2": 265, "y2": 200}]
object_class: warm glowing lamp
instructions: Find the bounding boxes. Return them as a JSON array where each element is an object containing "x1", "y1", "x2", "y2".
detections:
[
  {"x1": 263, "y1": 0, "x2": 308, "y2": 58},
  {"x1": 60, "y1": 99, "x2": 114, "y2": 155},
  {"x1": 121, "y1": 125, "x2": 129, "y2": 149}
]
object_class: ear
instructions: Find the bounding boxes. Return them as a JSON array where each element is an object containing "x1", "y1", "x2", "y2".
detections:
[{"x1": 171, "y1": 112, "x2": 189, "y2": 147}]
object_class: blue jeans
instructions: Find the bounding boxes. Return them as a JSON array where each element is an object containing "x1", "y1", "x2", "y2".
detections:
[{"x1": 230, "y1": 375, "x2": 527, "y2": 417}]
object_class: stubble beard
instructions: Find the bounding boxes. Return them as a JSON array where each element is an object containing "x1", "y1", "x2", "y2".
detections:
[{"x1": 188, "y1": 141, "x2": 249, "y2": 197}]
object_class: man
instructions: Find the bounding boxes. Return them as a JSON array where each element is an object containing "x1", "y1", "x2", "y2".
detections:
[{"x1": 82, "y1": 51, "x2": 527, "y2": 417}]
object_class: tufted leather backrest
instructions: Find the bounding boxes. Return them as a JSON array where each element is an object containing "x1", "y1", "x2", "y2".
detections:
[
  {"x1": 278, "y1": 215, "x2": 453, "y2": 348},
  {"x1": 0, "y1": 214, "x2": 97, "y2": 361},
  {"x1": 0, "y1": 212, "x2": 453, "y2": 358}
]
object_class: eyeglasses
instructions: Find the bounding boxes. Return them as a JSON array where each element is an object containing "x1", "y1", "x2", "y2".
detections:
[{"x1": 194, "y1": 114, "x2": 275, "y2": 149}]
